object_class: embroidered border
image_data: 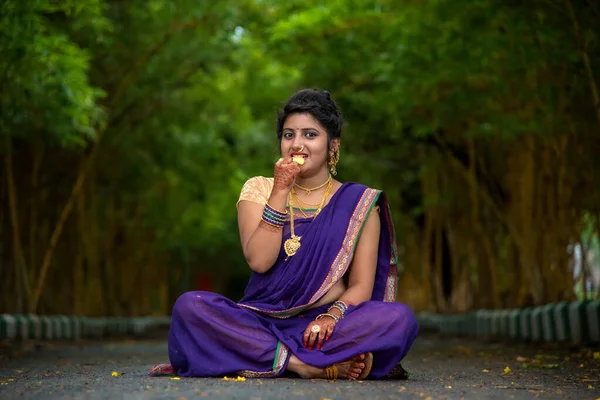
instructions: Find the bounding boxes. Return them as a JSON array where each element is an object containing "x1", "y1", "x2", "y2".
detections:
[
  {"x1": 237, "y1": 303, "x2": 310, "y2": 319},
  {"x1": 383, "y1": 201, "x2": 399, "y2": 302},
  {"x1": 309, "y1": 188, "x2": 380, "y2": 304},
  {"x1": 236, "y1": 341, "x2": 290, "y2": 378}
]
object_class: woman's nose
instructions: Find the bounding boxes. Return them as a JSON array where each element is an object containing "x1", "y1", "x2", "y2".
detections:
[{"x1": 292, "y1": 138, "x2": 304, "y2": 151}]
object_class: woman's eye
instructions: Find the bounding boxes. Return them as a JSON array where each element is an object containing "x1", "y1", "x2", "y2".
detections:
[
  {"x1": 305, "y1": 131, "x2": 317, "y2": 138},
  {"x1": 283, "y1": 132, "x2": 293, "y2": 139}
]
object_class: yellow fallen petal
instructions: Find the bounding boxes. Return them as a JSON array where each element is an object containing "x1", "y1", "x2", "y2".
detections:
[
  {"x1": 503, "y1": 366, "x2": 512, "y2": 374},
  {"x1": 482, "y1": 369, "x2": 490, "y2": 373},
  {"x1": 170, "y1": 377, "x2": 181, "y2": 381},
  {"x1": 236, "y1": 376, "x2": 246, "y2": 381},
  {"x1": 446, "y1": 385, "x2": 452, "y2": 388},
  {"x1": 593, "y1": 352, "x2": 600, "y2": 360},
  {"x1": 111, "y1": 371, "x2": 119, "y2": 377}
]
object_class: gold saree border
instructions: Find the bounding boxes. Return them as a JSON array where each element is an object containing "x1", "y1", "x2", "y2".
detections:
[
  {"x1": 309, "y1": 188, "x2": 381, "y2": 304},
  {"x1": 383, "y1": 202, "x2": 399, "y2": 302},
  {"x1": 236, "y1": 341, "x2": 289, "y2": 378}
]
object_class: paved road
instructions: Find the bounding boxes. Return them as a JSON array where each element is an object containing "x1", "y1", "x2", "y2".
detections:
[{"x1": 1, "y1": 333, "x2": 599, "y2": 399}]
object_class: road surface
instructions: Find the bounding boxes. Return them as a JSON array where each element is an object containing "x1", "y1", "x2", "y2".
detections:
[{"x1": 1, "y1": 333, "x2": 599, "y2": 399}]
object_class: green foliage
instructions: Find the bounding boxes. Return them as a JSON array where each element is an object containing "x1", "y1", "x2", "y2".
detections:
[
  {"x1": 0, "y1": 0, "x2": 107, "y2": 145},
  {"x1": 2, "y1": 0, "x2": 599, "y2": 313}
]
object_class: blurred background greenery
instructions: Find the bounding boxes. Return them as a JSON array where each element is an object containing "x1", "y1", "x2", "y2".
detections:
[{"x1": 1, "y1": 0, "x2": 599, "y2": 316}]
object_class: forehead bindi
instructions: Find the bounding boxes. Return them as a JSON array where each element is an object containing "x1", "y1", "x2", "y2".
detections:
[{"x1": 283, "y1": 113, "x2": 325, "y2": 132}]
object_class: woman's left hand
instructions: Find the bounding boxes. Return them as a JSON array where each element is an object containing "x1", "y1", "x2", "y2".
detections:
[{"x1": 303, "y1": 316, "x2": 336, "y2": 350}]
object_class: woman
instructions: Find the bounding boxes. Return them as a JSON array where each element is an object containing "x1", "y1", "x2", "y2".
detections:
[{"x1": 150, "y1": 89, "x2": 419, "y2": 380}]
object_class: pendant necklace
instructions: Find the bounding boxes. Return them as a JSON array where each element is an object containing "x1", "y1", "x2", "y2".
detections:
[
  {"x1": 284, "y1": 177, "x2": 333, "y2": 258},
  {"x1": 284, "y1": 192, "x2": 302, "y2": 257}
]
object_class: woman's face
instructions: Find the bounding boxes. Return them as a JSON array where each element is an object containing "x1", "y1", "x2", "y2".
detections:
[{"x1": 280, "y1": 113, "x2": 339, "y2": 174}]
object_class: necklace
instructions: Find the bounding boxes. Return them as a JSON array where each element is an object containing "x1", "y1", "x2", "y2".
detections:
[
  {"x1": 284, "y1": 179, "x2": 333, "y2": 258},
  {"x1": 294, "y1": 175, "x2": 332, "y2": 195},
  {"x1": 284, "y1": 193, "x2": 302, "y2": 257},
  {"x1": 290, "y1": 188, "x2": 319, "y2": 218}
]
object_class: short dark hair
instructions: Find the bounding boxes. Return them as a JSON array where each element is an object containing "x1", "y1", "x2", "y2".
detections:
[{"x1": 276, "y1": 89, "x2": 343, "y2": 141}]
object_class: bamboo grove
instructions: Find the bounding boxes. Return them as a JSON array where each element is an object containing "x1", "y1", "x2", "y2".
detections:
[{"x1": 1, "y1": 0, "x2": 599, "y2": 316}]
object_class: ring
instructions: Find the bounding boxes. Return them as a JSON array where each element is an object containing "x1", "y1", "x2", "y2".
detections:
[{"x1": 311, "y1": 325, "x2": 321, "y2": 334}]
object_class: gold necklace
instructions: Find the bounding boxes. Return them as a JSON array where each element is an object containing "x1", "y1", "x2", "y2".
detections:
[
  {"x1": 294, "y1": 175, "x2": 332, "y2": 195},
  {"x1": 313, "y1": 179, "x2": 332, "y2": 217},
  {"x1": 284, "y1": 180, "x2": 333, "y2": 258},
  {"x1": 291, "y1": 187, "x2": 322, "y2": 208},
  {"x1": 290, "y1": 188, "x2": 318, "y2": 218},
  {"x1": 291, "y1": 179, "x2": 333, "y2": 218},
  {"x1": 284, "y1": 193, "x2": 302, "y2": 257}
]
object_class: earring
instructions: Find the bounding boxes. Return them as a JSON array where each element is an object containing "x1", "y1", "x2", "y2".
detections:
[{"x1": 328, "y1": 149, "x2": 339, "y2": 176}]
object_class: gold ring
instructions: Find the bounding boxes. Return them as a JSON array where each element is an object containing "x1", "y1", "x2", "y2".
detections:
[{"x1": 311, "y1": 325, "x2": 321, "y2": 334}]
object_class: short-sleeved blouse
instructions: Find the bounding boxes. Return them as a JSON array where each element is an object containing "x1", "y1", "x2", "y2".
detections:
[{"x1": 236, "y1": 176, "x2": 274, "y2": 208}]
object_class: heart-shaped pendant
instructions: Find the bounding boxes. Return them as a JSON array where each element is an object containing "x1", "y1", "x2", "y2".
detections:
[{"x1": 284, "y1": 235, "x2": 302, "y2": 257}]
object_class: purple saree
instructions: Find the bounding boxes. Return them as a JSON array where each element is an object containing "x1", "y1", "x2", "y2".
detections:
[{"x1": 167, "y1": 183, "x2": 419, "y2": 378}]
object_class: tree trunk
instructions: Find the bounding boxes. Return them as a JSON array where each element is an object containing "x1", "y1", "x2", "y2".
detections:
[
  {"x1": 5, "y1": 137, "x2": 30, "y2": 312},
  {"x1": 565, "y1": 0, "x2": 600, "y2": 126}
]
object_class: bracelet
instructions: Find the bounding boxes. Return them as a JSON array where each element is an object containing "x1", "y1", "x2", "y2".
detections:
[
  {"x1": 262, "y1": 203, "x2": 287, "y2": 227},
  {"x1": 265, "y1": 202, "x2": 288, "y2": 216},
  {"x1": 328, "y1": 304, "x2": 346, "y2": 318},
  {"x1": 261, "y1": 217, "x2": 284, "y2": 228},
  {"x1": 332, "y1": 300, "x2": 348, "y2": 315},
  {"x1": 316, "y1": 313, "x2": 340, "y2": 323}
]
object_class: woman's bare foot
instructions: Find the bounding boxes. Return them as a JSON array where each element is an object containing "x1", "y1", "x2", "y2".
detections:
[
  {"x1": 287, "y1": 353, "x2": 367, "y2": 380},
  {"x1": 148, "y1": 363, "x2": 177, "y2": 376}
]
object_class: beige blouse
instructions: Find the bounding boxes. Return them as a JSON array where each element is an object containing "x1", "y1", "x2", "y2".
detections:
[{"x1": 236, "y1": 176, "x2": 274, "y2": 208}]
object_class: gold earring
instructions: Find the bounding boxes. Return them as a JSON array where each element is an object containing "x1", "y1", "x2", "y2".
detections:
[{"x1": 328, "y1": 149, "x2": 339, "y2": 176}]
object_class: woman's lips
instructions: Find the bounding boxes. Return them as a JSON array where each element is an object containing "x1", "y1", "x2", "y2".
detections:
[
  {"x1": 291, "y1": 153, "x2": 308, "y2": 165},
  {"x1": 290, "y1": 152, "x2": 308, "y2": 158}
]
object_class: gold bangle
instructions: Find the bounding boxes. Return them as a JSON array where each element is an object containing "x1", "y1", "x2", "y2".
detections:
[
  {"x1": 328, "y1": 304, "x2": 345, "y2": 318},
  {"x1": 316, "y1": 313, "x2": 339, "y2": 323},
  {"x1": 260, "y1": 218, "x2": 284, "y2": 229},
  {"x1": 265, "y1": 202, "x2": 288, "y2": 215}
]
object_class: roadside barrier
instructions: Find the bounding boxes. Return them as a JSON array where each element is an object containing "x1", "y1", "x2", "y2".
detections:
[
  {"x1": 417, "y1": 300, "x2": 600, "y2": 344},
  {"x1": 0, "y1": 315, "x2": 171, "y2": 340}
]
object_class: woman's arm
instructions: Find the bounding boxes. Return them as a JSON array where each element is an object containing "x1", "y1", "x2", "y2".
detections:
[
  {"x1": 303, "y1": 206, "x2": 381, "y2": 349},
  {"x1": 237, "y1": 189, "x2": 289, "y2": 273},
  {"x1": 337, "y1": 205, "x2": 380, "y2": 306},
  {"x1": 238, "y1": 159, "x2": 300, "y2": 273}
]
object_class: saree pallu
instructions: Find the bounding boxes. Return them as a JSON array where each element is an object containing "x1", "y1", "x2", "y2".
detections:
[{"x1": 168, "y1": 183, "x2": 419, "y2": 378}]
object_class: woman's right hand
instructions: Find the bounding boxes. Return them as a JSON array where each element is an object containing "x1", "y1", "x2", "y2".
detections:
[{"x1": 273, "y1": 157, "x2": 300, "y2": 192}]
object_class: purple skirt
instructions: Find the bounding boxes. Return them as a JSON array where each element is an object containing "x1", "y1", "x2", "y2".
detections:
[{"x1": 168, "y1": 291, "x2": 419, "y2": 378}]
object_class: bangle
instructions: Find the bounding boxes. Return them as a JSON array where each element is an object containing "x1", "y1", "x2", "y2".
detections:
[
  {"x1": 333, "y1": 300, "x2": 348, "y2": 315},
  {"x1": 316, "y1": 313, "x2": 339, "y2": 323},
  {"x1": 261, "y1": 217, "x2": 284, "y2": 228},
  {"x1": 328, "y1": 304, "x2": 345, "y2": 318},
  {"x1": 262, "y1": 203, "x2": 287, "y2": 228},
  {"x1": 265, "y1": 202, "x2": 287, "y2": 216}
]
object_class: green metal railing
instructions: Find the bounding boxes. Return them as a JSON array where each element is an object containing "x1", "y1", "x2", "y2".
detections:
[{"x1": 417, "y1": 300, "x2": 600, "y2": 344}]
